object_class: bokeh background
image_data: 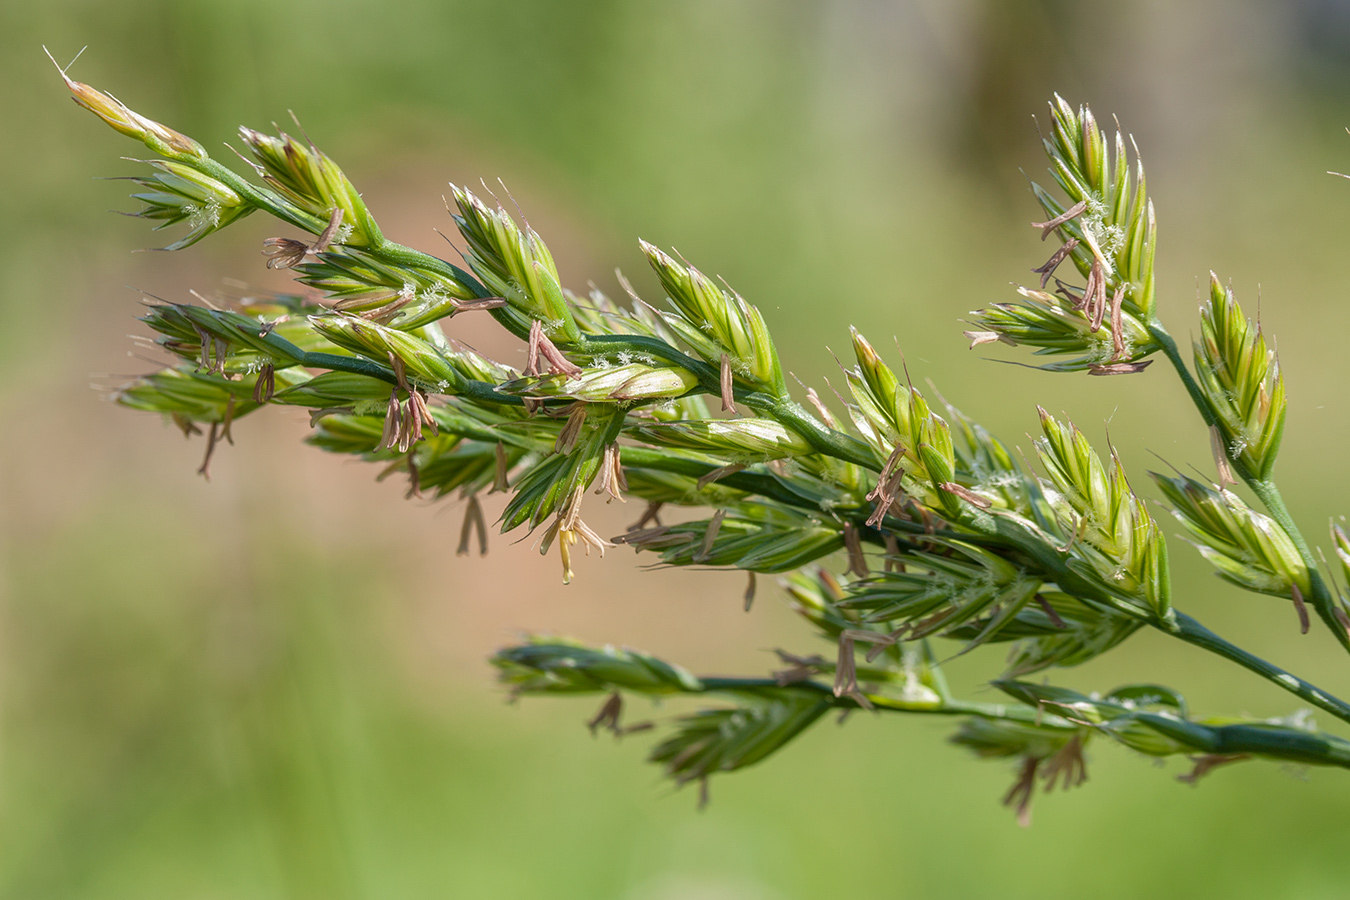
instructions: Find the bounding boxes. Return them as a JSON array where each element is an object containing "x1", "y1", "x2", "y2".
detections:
[{"x1": 5, "y1": 1, "x2": 1350, "y2": 897}]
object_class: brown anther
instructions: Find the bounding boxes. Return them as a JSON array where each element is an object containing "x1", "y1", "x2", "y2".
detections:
[
  {"x1": 1335, "y1": 605, "x2": 1350, "y2": 639},
  {"x1": 262, "y1": 237, "x2": 309, "y2": 270},
  {"x1": 1031, "y1": 199, "x2": 1088, "y2": 240},
  {"x1": 527, "y1": 319, "x2": 582, "y2": 376},
  {"x1": 252, "y1": 363, "x2": 276, "y2": 403},
  {"x1": 388, "y1": 352, "x2": 410, "y2": 392},
  {"x1": 863, "y1": 627, "x2": 907, "y2": 663},
  {"x1": 491, "y1": 442, "x2": 511, "y2": 493},
  {"x1": 1292, "y1": 583, "x2": 1311, "y2": 635},
  {"x1": 405, "y1": 450, "x2": 422, "y2": 500},
  {"x1": 1031, "y1": 237, "x2": 1080, "y2": 288},
  {"x1": 805, "y1": 387, "x2": 838, "y2": 428},
  {"x1": 311, "y1": 207, "x2": 344, "y2": 254},
  {"x1": 883, "y1": 533, "x2": 903, "y2": 572},
  {"x1": 1040, "y1": 734, "x2": 1088, "y2": 793},
  {"x1": 629, "y1": 501, "x2": 664, "y2": 531},
  {"x1": 1004, "y1": 756, "x2": 1039, "y2": 828},
  {"x1": 831, "y1": 631, "x2": 875, "y2": 710},
  {"x1": 308, "y1": 406, "x2": 353, "y2": 427},
  {"x1": 586, "y1": 692, "x2": 623, "y2": 736},
  {"x1": 409, "y1": 389, "x2": 437, "y2": 436},
  {"x1": 940, "y1": 482, "x2": 992, "y2": 509},
  {"x1": 525, "y1": 319, "x2": 543, "y2": 376},
  {"x1": 171, "y1": 412, "x2": 202, "y2": 438},
  {"x1": 380, "y1": 387, "x2": 401, "y2": 450},
  {"x1": 1108, "y1": 284, "x2": 1127, "y2": 360},
  {"x1": 964, "y1": 330, "x2": 1013, "y2": 349},
  {"x1": 451, "y1": 296, "x2": 509, "y2": 314},
  {"x1": 743, "y1": 572, "x2": 756, "y2": 612},
  {"x1": 197, "y1": 421, "x2": 220, "y2": 480},
  {"x1": 865, "y1": 445, "x2": 908, "y2": 528},
  {"x1": 1034, "y1": 594, "x2": 1068, "y2": 629},
  {"x1": 1088, "y1": 360, "x2": 1153, "y2": 376},
  {"x1": 693, "y1": 509, "x2": 727, "y2": 563},
  {"x1": 1177, "y1": 753, "x2": 1250, "y2": 785},
  {"x1": 457, "y1": 494, "x2": 489, "y2": 557},
  {"x1": 696, "y1": 463, "x2": 745, "y2": 490},
  {"x1": 719, "y1": 353, "x2": 736, "y2": 413},
  {"x1": 593, "y1": 442, "x2": 627, "y2": 502},
  {"x1": 1084, "y1": 258, "x2": 1105, "y2": 331},
  {"x1": 772, "y1": 649, "x2": 826, "y2": 686},
  {"x1": 843, "y1": 523, "x2": 869, "y2": 578},
  {"x1": 554, "y1": 404, "x2": 588, "y2": 454},
  {"x1": 1210, "y1": 426, "x2": 1236, "y2": 487}
]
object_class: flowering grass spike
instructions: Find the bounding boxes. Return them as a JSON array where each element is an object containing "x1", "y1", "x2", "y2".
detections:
[{"x1": 56, "y1": 55, "x2": 1350, "y2": 825}]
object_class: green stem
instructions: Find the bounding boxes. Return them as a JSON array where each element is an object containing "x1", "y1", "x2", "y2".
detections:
[
  {"x1": 1148, "y1": 319, "x2": 1215, "y2": 427},
  {"x1": 1136, "y1": 713, "x2": 1350, "y2": 770},
  {"x1": 1171, "y1": 613, "x2": 1350, "y2": 725},
  {"x1": 695, "y1": 677, "x2": 1058, "y2": 724}
]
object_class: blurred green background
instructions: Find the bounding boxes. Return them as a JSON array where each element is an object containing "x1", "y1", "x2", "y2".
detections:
[{"x1": 5, "y1": 1, "x2": 1350, "y2": 897}]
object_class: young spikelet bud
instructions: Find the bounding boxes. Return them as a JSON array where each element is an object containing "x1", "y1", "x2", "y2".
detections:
[
  {"x1": 964, "y1": 286, "x2": 1158, "y2": 372},
  {"x1": 632, "y1": 418, "x2": 812, "y2": 461},
  {"x1": 1036, "y1": 410, "x2": 1172, "y2": 622},
  {"x1": 847, "y1": 330, "x2": 957, "y2": 503},
  {"x1": 1002, "y1": 599, "x2": 1143, "y2": 677},
  {"x1": 617, "y1": 509, "x2": 844, "y2": 574},
  {"x1": 51, "y1": 55, "x2": 206, "y2": 162},
  {"x1": 308, "y1": 316, "x2": 462, "y2": 389},
  {"x1": 640, "y1": 242, "x2": 784, "y2": 394},
  {"x1": 448, "y1": 184, "x2": 580, "y2": 342},
  {"x1": 238, "y1": 126, "x2": 382, "y2": 247},
  {"x1": 841, "y1": 541, "x2": 1043, "y2": 650},
  {"x1": 494, "y1": 638, "x2": 704, "y2": 695},
  {"x1": 1194, "y1": 275, "x2": 1286, "y2": 480},
  {"x1": 126, "y1": 160, "x2": 253, "y2": 250},
  {"x1": 501, "y1": 363, "x2": 699, "y2": 403},
  {"x1": 778, "y1": 568, "x2": 856, "y2": 636},
  {"x1": 500, "y1": 408, "x2": 624, "y2": 532},
  {"x1": 294, "y1": 247, "x2": 479, "y2": 326},
  {"x1": 1153, "y1": 473, "x2": 1310, "y2": 598},
  {"x1": 966, "y1": 97, "x2": 1160, "y2": 373},
  {"x1": 1333, "y1": 522, "x2": 1350, "y2": 602},
  {"x1": 648, "y1": 694, "x2": 831, "y2": 794}
]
